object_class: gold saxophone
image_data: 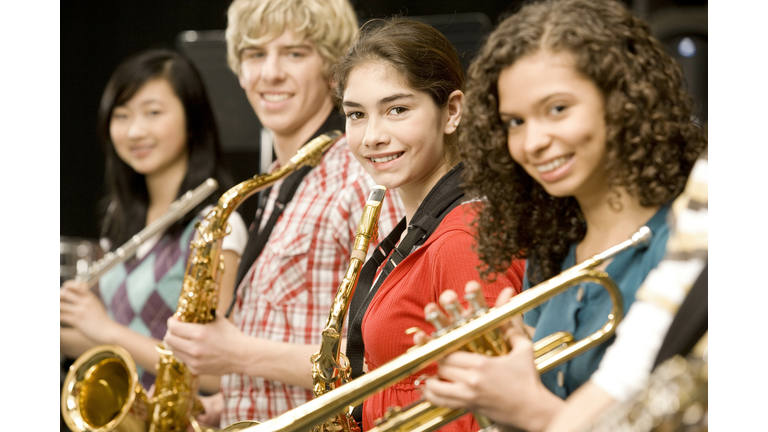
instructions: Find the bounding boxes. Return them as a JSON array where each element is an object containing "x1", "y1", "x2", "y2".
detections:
[
  {"x1": 61, "y1": 131, "x2": 342, "y2": 432},
  {"x1": 310, "y1": 186, "x2": 387, "y2": 432},
  {"x1": 223, "y1": 185, "x2": 388, "y2": 432},
  {"x1": 215, "y1": 226, "x2": 651, "y2": 432},
  {"x1": 581, "y1": 333, "x2": 708, "y2": 432}
]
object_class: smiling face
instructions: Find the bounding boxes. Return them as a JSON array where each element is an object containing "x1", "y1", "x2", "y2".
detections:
[
  {"x1": 499, "y1": 50, "x2": 608, "y2": 202},
  {"x1": 343, "y1": 63, "x2": 460, "y2": 206},
  {"x1": 109, "y1": 78, "x2": 188, "y2": 180},
  {"x1": 237, "y1": 28, "x2": 333, "y2": 146}
]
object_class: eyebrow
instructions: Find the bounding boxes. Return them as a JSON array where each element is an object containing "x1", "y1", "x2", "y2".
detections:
[
  {"x1": 342, "y1": 93, "x2": 416, "y2": 108},
  {"x1": 499, "y1": 92, "x2": 574, "y2": 116},
  {"x1": 114, "y1": 99, "x2": 164, "y2": 109},
  {"x1": 241, "y1": 44, "x2": 313, "y2": 51}
]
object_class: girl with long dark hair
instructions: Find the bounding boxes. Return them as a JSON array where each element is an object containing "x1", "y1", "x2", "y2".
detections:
[
  {"x1": 334, "y1": 19, "x2": 525, "y2": 432},
  {"x1": 60, "y1": 49, "x2": 248, "y2": 391}
]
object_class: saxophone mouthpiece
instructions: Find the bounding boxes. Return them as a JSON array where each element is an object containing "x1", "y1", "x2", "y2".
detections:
[{"x1": 368, "y1": 185, "x2": 387, "y2": 204}]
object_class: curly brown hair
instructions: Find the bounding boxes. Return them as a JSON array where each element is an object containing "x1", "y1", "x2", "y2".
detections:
[{"x1": 462, "y1": 0, "x2": 707, "y2": 284}]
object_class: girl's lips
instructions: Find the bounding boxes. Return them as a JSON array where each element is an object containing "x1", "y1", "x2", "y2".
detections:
[
  {"x1": 536, "y1": 154, "x2": 574, "y2": 183},
  {"x1": 369, "y1": 152, "x2": 404, "y2": 163},
  {"x1": 366, "y1": 151, "x2": 404, "y2": 170},
  {"x1": 130, "y1": 145, "x2": 155, "y2": 158}
]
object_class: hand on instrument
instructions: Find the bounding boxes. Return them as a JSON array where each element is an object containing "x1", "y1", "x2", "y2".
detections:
[
  {"x1": 60, "y1": 279, "x2": 117, "y2": 344},
  {"x1": 194, "y1": 392, "x2": 224, "y2": 430},
  {"x1": 419, "y1": 282, "x2": 559, "y2": 430},
  {"x1": 422, "y1": 327, "x2": 545, "y2": 427},
  {"x1": 164, "y1": 314, "x2": 245, "y2": 376},
  {"x1": 411, "y1": 282, "x2": 521, "y2": 346}
]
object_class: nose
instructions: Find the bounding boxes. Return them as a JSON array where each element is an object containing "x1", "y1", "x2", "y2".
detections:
[
  {"x1": 126, "y1": 117, "x2": 147, "y2": 140},
  {"x1": 522, "y1": 119, "x2": 552, "y2": 156},
  {"x1": 362, "y1": 117, "x2": 389, "y2": 148},
  {"x1": 260, "y1": 52, "x2": 285, "y2": 83}
]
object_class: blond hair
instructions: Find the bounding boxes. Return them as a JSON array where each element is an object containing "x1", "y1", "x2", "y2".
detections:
[{"x1": 225, "y1": 0, "x2": 358, "y2": 76}]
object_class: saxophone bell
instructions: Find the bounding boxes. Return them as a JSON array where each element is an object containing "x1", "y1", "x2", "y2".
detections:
[
  {"x1": 61, "y1": 131, "x2": 343, "y2": 432},
  {"x1": 61, "y1": 345, "x2": 150, "y2": 432}
]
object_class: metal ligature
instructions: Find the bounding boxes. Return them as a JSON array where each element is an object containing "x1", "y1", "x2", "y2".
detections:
[
  {"x1": 62, "y1": 131, "x2": 343, "y2": 432},
  {"x1": 224, "y1": 185, "x2": 388, "y2": 432},
  {"x1": 219, "y1": 226, "x2": 651, "y2": 432}
]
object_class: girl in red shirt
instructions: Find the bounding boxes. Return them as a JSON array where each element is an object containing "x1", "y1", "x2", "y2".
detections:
[{"x1": 333, "y1": 19, "x2": 525, "y2": 432}]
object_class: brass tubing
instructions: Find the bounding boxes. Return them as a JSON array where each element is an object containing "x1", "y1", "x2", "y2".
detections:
[{"x1": 221, "y1": 227, "x2": 650, "y2": 432}]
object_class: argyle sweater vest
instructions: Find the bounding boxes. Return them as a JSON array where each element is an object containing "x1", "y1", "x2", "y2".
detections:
[{"x1": 97, "y1": 218, "x2": 198, "y2": 388}]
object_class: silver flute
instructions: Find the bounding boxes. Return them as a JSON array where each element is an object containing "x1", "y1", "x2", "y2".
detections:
[{"x1": 75, "y1": 178, "x2": 218, "y2": 288}]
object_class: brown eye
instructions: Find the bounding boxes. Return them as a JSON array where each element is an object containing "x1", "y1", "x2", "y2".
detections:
[
  {"x1": 506, "y1": 118, "x2": 524, "y2": 129},
  {"x1": 549, "y1": 104, "x2": 567, "y2": 115}
]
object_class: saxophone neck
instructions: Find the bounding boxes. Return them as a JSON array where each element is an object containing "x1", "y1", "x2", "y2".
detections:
[{"x1": 311, "y1": 186, "x2": 388, "y2": 390}]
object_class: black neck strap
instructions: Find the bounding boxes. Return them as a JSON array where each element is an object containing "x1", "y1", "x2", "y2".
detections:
[
  {"x1": 346, "y1": 162, "x2": 466, "y2": 382},
  {"x1": 226, "y1": 165, "x2": 313, "y2": 317},
  {"x1": 226, "y1": 112, "x2": 345, "y2": 318}
]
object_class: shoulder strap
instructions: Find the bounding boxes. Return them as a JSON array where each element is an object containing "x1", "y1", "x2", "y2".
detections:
[
  {"x1": 226, "y1": 165, "x2": 313, "y2": 317},
  {"x1": 346, "y1": 163, "x2": 466, "y2": 383},
  {"x1": 225, "y1": 112, "x2": 345, "y2": 318}
]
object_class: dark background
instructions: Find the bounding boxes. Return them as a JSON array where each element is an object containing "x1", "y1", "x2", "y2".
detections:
[{"x1": 61, "y1": 0, "x2": 707, "y2": 241}]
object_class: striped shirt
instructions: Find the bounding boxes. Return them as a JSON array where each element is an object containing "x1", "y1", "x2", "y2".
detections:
[{"x1": 221, "y1": 136, "x2": 404, "y2": 425}]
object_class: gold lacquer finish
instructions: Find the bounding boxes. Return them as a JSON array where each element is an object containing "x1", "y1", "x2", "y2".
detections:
[
  {"x1": 61, "y1": 345, "x2": 150, "y2": 432},
  {"x1": 62, "y1": 132, "x2": 342, "y2": 432},
  {"x1": 78, "y1": 179, "x2": 219, "y2": 289},
  {"x1": 150, "y1": 129, "x2": 342, "y2": 432},
  {"x1": 309, "y1": 185, "x2": 387, "y2": 432},
  {"x1": 220, "y1": 227, "x2": 651, "y2": 432},
  {"x1": 582, "y1": 333, "x2": 708, "y2": 432},
  {"x1": 219, "y1": 185, "x2": 387, "y2": 432}
]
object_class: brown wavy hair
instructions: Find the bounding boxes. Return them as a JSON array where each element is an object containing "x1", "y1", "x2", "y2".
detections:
[
  {"x1": 461, "y1": 0, "x2": 707, "y2": 283},
  {"x1": 331, "y1": 18, "x2": 466, "y2": 163}
]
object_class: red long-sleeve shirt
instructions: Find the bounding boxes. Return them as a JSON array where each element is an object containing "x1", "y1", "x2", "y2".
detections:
[{"x1": 361, "y1": 202, "x2": 525, "y2": 432}]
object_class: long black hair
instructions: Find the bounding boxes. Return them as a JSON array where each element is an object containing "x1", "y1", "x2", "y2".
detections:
[{"x1": 96, "y1": 49, "x2": 234, "y2": 248}]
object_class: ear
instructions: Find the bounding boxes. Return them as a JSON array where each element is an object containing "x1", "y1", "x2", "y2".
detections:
[{"x1": 443, "y1": 90, "x2": 464, "y2": 135}]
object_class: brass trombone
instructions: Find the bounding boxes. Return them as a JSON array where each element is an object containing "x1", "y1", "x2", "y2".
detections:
[{"x1": 220, "y1": 226, "x2": 651, "y2": 432}]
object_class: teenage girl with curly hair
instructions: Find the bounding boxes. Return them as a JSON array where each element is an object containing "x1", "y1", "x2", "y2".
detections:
[{"x1": 418, "y1": 0, "x2": 707, "y2": 430}]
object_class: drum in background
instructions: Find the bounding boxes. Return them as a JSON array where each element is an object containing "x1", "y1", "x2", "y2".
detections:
[
  {"x1": 60, "y1": 236, "x2": 103, "y2": 432},
  {"x1": 60, "y1": 236, "x2": 102, "y2": 287}
]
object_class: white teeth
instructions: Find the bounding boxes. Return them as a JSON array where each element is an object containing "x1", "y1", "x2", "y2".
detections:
[
  {"x1": 370, "y1": 153, "x2": 402, "y2": 163},
  {"x1": 262, "y1": 93, "x2": 290, "y2": 102},
  {"x1": 536, "y1": 156, "x2": 570, "y2": 173}
]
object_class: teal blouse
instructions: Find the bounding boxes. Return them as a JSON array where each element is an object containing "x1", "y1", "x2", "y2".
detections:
[{"x1": 523, "y1": 204, "x2": 670, "y2": 399}]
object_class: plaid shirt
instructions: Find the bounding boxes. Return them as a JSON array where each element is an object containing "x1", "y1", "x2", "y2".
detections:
[{"x1": 221, "y1": 136, "x2": 404, "y2": 424}]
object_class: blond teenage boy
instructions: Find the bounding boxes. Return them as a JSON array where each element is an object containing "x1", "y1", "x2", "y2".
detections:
[{"x1": 163, "y1": 0, "x2": 403, "y2": 426}]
